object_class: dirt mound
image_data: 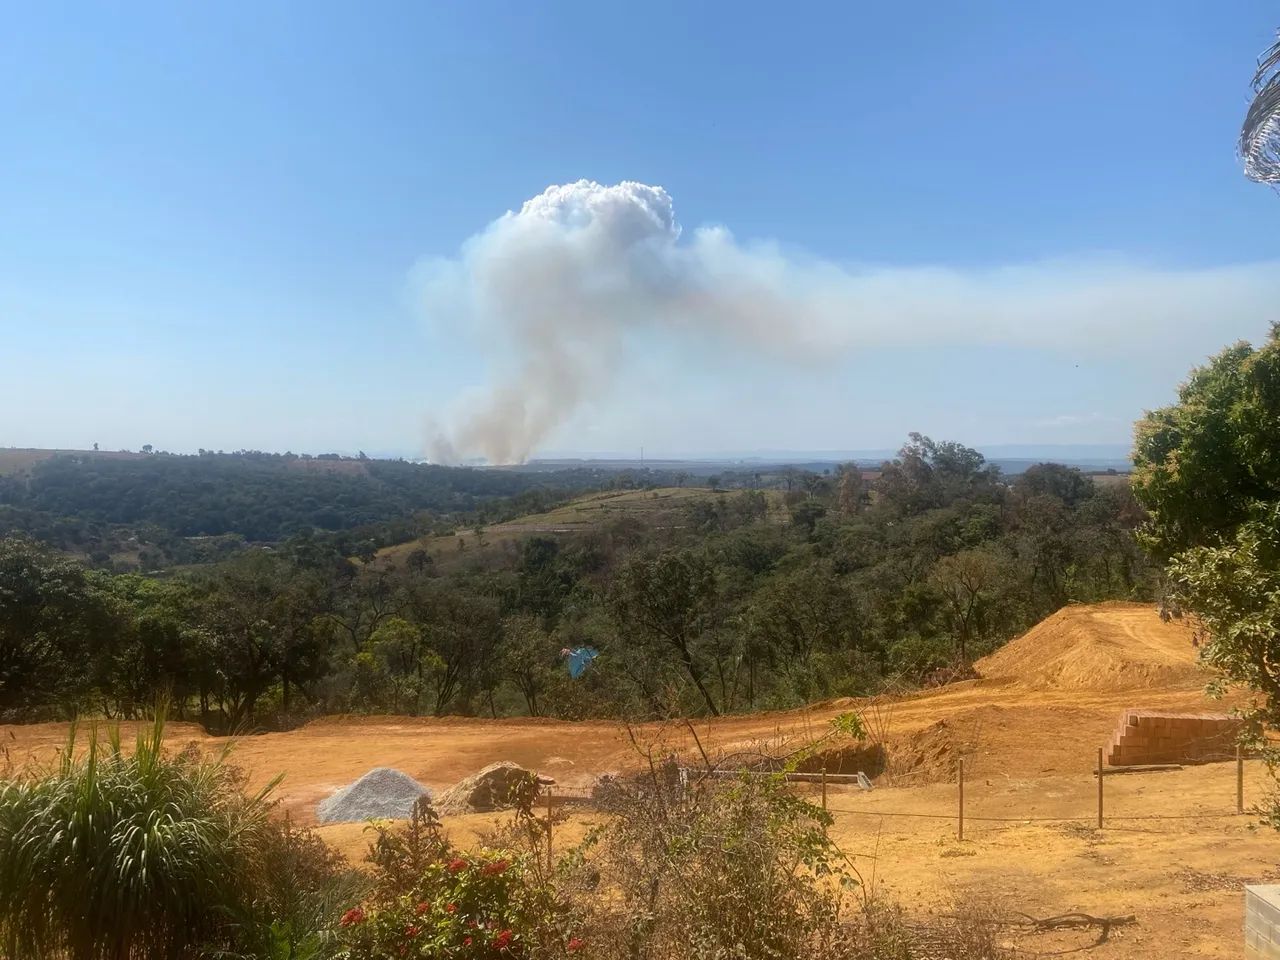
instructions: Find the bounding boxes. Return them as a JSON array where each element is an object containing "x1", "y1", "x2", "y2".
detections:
[
  {"x1": 884, "y1": 718, "x2": 985, "y2": 783},
  {"x1": 974, "y1": 602, "x2": 1206, "y2": 692},
  {"x1": 435, "y1": 762, "x2": 541, "y2": 815},
  {"x1": 317, "y1": 767, "x2": 430, "y2": 824}
]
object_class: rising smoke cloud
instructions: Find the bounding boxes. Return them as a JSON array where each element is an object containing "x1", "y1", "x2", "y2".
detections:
[{"x1": 422, "y1": 179, "x2": 1280, "y2": 464}]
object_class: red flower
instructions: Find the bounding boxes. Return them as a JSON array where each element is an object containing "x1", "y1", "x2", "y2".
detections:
[
  {"x1": 415, "y1": 901, "x2": 431, "y2": 915},
  {"x1": 567, "y1": 937, "x2": 585, "y2": 952},
  {"x1": 445, "y1": 902, "x2": 458, "y2": 914},
  {"x1": 493, "y1": 929, "x2": 514, "y2": 950},
  {"x1": 448, "y1": 857, "x2": 468, "y2": 873},
  {"x1": 340, "y1": 907, "x2": 366, "y2": 927},
  {"x1": 464, "y1": 937, "x2": 474, "y2": 947},
  {"x1": 482, "y1": 858, "x2": 510, "y2": 876},
  {"x1": 405, "y1": 924, "x2": 421, "y2": 937}
]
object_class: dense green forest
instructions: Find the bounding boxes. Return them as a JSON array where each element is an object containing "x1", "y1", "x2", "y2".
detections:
[
  {"x1": 0, "y1": 451, "x2": 687, "y2": 569},
  {"x1": 0, "y1": 435, "x2": 1150, "y2": 728}
]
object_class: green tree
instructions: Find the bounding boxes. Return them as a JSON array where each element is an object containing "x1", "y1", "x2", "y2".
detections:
[
  {"x1": 498, "y1": 614, "x2": 561, "y2": 716},
  {"x1": 875, "y1": 433, "x2": 1001, "y2": 518},
  {"x1": 929, "y1": 545, "x2": 1012, "y2": 660},
  {"x1": 0, "y1": 537, "x2": 121, "y2": 717},
  {"x1": 1134, "y1": 329, "x2": 1280, "y2": 819},
  {"x1": 400, "y1": 584, "x2": 502, "y2": 715},
  {"x1": 608, "y1": 550, "x2": 720, "y2": 715},
  {"x1": 197, "y1": 552, "x2": 329, "y2": 727},
  {"x1": 1134, "y1": 333, "x2": 1280, "y2": 560},
  {"x1": 99, "y1": 576, "x2": 205, "y2": 719},
  {"x1": 365, "y1": 616, "x2": 442, "y2": 714}
]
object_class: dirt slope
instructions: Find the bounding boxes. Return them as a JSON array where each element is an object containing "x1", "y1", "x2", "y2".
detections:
[{"x1": 974, "y1": 601, "x2": 1208, "y2": 692}]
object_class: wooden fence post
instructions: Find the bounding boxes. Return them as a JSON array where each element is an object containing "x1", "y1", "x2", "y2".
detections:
[
  {"x1": 958, "y1": 757, "x2": 965, "y2": 841},
  {"x1": 1238, "y1": 745, "x2": 1245, "y2": 815},
  {"x1": 546, "y1": 789, "x2": 554, "y2": 870},
  {"x1": 1096, "y1": 747, "x2": 1104, "y2": 830},
  {"x1": 821, "y1": 769, "x2": 828, "y2": 811}
]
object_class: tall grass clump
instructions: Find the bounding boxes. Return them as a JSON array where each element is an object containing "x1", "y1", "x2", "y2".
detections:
[{"x1": 0, "y1": 715, "x2": 278, "y2": 960}]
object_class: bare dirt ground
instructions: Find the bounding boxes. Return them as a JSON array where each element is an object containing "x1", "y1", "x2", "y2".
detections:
[{"x1": 3, "y1": 602, "x2": 1271, "y2": 958}]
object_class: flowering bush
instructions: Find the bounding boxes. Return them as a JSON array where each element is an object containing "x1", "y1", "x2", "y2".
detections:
[{"x1": 336, "y1": 834, "x2": 582, "y2": 959}]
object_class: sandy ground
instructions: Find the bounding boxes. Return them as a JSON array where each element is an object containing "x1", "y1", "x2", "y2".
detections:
[{"x1": 3, "y1": 602, "x2": 1272, "y2": 957}]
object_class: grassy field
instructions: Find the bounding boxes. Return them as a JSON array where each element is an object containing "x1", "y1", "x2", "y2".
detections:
[{"x1": 376, "y1": 485, "x2": 785, "y2": 571}]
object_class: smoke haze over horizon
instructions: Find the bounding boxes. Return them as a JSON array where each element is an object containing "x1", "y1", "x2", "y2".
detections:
[{"x1": 421, "y1": 180, "x2": 1280, "y2": 465}]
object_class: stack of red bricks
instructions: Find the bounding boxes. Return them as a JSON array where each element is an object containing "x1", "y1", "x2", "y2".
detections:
[{"x1": 1107, "y1": 710, "x2": 1242, "y2": 766}]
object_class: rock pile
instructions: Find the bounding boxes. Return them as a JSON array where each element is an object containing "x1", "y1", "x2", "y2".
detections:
[
  {"x1": 316, "y1": 767, "x2": 431, "y2": 824},
  {"x1": 434, "y1": 761, "x2": 546, "y2": 815}
]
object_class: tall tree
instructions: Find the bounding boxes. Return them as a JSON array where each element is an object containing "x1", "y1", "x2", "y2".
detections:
[
  {"x1": 0, "y1": 538, "x2": 121, "y2": 716},
  {"x1": 608, "y1": 550, "x2": 721, "y2": 716},
  {"x1": 1134, "y1": 329, "x2": 1280, "y2": 821}
]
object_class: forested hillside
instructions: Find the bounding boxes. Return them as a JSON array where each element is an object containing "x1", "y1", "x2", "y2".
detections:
[
  {"x1": 0, "y1": 451, "x2": 675, "y2": 568},
  {"x1": 0, "y1": 435, "x2": 1150, "y2": 729}
]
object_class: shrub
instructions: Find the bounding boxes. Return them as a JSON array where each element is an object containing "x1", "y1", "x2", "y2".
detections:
[
  {"x1": 0, "y1": 717, "x2": 273, "y2": 959},
  {"x1": 582, "y1": 759, "x2": 862, "y2": 960},
  {"x1": 0, "y1": 715, "x2": 364, "y2": 960},
  {"x1": 336, "y1": 802, "x2": 581, "y2": 960},
  {"x1": 234, "y1": 815, "x2": 370, "y2": 960}
]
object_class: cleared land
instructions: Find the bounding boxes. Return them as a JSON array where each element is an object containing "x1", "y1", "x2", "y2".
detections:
[
  {"x1": 375, "y1": 486, "x2": 777, "y2": 570},
  {"x1": 1, "y1": 602, "x2": 1265, "y2": 958}
]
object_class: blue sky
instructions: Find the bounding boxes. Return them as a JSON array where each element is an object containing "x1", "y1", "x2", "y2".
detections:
[{"x1": 2, "y1": 2, "x2": 1278, "y2": 459}]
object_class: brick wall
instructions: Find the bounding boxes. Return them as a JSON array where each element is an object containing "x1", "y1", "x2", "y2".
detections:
[
  {"x1": 1246, "y1": 885, "x2": 1280, "y2": 958},
  {"x1": 1106, "y1": 710, "x2": 1241, "y2": 766}
]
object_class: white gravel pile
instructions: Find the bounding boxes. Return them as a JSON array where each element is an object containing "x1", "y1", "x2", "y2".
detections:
[{"x1": 316, "y1": 767, "x2": 431, "y2": 824}]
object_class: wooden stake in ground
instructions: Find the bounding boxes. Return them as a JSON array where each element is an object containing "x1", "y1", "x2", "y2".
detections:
[
  {"x1": 821, "y1": 768, "x2": 827, "y2": 811},
  {"x1": 546, "y1": 789, "x2": 554, "y2": 871},
  {"x1": 1238, "y1": 745, "x2": 1245, "y2": 815},
  {"x1": 1096, "y1": 747, "x2": 1104, "y2": 830},
  {"x1": 958, "y1": 756, "x2": 965, "y2": 841}
]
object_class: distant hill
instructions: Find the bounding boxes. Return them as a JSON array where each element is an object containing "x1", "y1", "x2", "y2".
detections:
[
  {"x1": 0, "y1": 449, "x2": 639, "y2": 567},
  {"x1": 375, "y1": 485, "x2": 744, "y2": 573}
]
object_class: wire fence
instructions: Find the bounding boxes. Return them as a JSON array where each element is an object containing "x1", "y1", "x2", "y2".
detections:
[
  {"x1": 812, "y1": 745, "x2": 1258, "y2": 838},
  {"x1": 542, "y1": 746, "x2": 1261, "y2": 842}
]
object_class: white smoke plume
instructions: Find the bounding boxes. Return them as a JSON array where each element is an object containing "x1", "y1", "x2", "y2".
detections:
[{"x1": 422, "y1": 179, "x2": 1280, "y2": 464}]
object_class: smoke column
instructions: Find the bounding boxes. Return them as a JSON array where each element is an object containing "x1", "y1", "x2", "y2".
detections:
[{"x1": 420, "y1": 179, "x2": 1280, "y2": 464}]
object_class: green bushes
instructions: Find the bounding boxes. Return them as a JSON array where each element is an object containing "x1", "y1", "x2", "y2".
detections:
[
  {"x1": 0, "y1": 717, "x2": 362, "y2": 960},
  {"x1": 335, "y1": 804, "x2": 580, "y2": 960}
]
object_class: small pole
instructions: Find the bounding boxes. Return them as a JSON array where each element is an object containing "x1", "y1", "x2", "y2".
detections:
[
  {"x1": 1097, "y1": 747, "x2": 1104, "y2": 830},
  {"x1": 546, "y1": 789, "x2": 554, "y2": 870},
  {"x1": 821, "y1": 769, "x2": 828, "y2": 811},
  {"x1": 958, "y1": 757, "x2": 965, "y2": 841},
  {"x1": 1237, "y1": 745, "x2": 1245, "y2": 815}
]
